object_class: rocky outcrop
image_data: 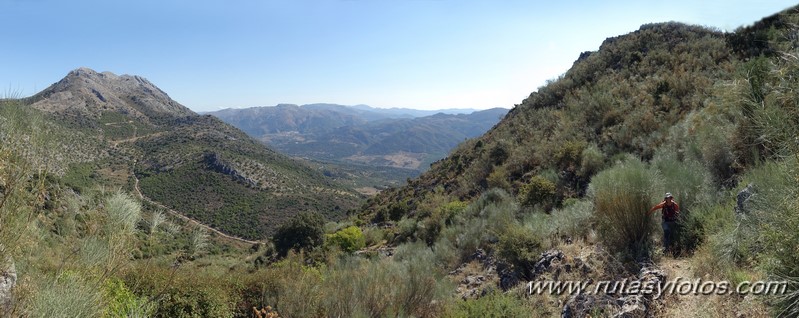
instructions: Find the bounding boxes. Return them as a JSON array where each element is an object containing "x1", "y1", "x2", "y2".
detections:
[
  {"x1": 735, "y1": 183, "x2": 755, "y2": 215},
  {"x1": 561, "y1": 265, "x2": 666, "y2": 318},
  {"x1": 203, "y1": 152, "x2": 258, "y2": 187},
  {"x1": 450, "y1": 249, "x2": 499, "y2": 299},
  {"x1": 497, "y1": 261, "x2": 521, "y2": 291},
  {"x1": 533, "y1": 250, "x2": 565, "y2": 277}
]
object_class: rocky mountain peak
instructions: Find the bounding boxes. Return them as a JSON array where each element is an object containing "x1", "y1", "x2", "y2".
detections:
[{"x1": 30, "y1": 67, "x2": 195, "y2": 125}]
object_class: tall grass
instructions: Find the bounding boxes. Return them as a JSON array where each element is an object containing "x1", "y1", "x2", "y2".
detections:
[
  {"x1": 242, "y1": 249, "x2": 451, "y2": 318},
  {"x1": 105, "y1": 191, "x2": 142, "y2": 236},
  {"x1": 589, "y1": 157, "x2": 659, "y2": 262},
  {"x1": 30, "y1": 273, "x2": 104, "y2": 318},
  {"x1": 746, "y1": 158, "x2": 799, "y2": 317},
  {"x1": 0, "y1": 101, "x2": 49, "y2": 260},
  {"x1": 651, "y1": 149, "x2": 715, "y2": 254}
]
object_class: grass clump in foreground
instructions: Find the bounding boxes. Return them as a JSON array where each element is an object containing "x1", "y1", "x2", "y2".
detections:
[{"x1": 589, "y1": 157, "x2": 659, "y2": 263}]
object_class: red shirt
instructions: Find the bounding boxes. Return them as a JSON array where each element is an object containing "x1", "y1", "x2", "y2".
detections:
[{"x1": 649, "y1": 200, "x2": 680, "y2": 221}]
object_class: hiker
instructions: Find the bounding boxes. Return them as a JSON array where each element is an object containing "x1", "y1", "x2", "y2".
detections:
[{"x1": 648, "y1": 192, "x2": 680, "y2": 253}]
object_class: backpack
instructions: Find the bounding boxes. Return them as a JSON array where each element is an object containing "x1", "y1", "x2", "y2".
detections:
[{"x1": 662, "y1": 203, "x2": 678, "y2": 222}]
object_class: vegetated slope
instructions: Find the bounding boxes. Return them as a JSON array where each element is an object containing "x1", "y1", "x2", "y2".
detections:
[
  {"x1": 361, "y1": 21, "x2": 738, "y2": 219},
  {"x1": 210, "y1": 104, "x2": 507, "y2": 171},
  {"x1": 22, "y1": 68, "x2": 361, "y2": 239},
  {"x1": 345, "y1": 7, "x2": 799, "y2": 316},
  {"x1": 6, "y1": 6, "x2": 799, "y2": 318}
]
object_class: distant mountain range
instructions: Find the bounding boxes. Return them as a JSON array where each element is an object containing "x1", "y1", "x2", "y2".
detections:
[
  {"x1": 208, "y1": 104, "x2": 508, "y2": 171},
  {"x1": 19, "y1": 68, "x2": 361, "y2": 239}
]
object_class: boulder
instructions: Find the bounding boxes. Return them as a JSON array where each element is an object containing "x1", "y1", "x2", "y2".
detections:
[
  {"x1": 735, "y1": 183, "x2": 755, "y2": 215},
  {"x1": 534, "y1": 250, "x2": 565, "y2": 276}
]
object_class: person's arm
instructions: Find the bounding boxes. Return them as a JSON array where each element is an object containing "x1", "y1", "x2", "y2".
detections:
[{"x1": 647, "y1": 201, "x2": 665, "y2": 215}]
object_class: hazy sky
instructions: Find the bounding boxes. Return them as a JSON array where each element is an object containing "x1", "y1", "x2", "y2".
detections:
[{"x1": 1, "y1": 1, "x2": 796, "y2": 111}]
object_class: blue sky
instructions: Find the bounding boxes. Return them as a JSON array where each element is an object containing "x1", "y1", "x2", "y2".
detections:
[{"x1": 1, "y1": 1, "x2": 796, "y2": 111}]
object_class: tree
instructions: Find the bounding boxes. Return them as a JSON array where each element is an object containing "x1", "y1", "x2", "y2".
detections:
[{"x1": 272, "y1": 211, "x2": 325, "y2": 257}]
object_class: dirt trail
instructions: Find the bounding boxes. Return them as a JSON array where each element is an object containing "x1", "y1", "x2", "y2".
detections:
[
  {"x1": 655, "y1": 256, "x2": 772, "y2": 317},
  {"x1": 658, "y1": 257, "x2": 702, "y2": 317}
]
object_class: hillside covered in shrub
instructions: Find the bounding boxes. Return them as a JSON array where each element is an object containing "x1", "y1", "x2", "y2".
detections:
[
  {"x1": 351, "y1": 5, "x2": 799, "y2": 316},
  {"x1": 3, "y1": 5, "x2": 799, "y2": 318}
]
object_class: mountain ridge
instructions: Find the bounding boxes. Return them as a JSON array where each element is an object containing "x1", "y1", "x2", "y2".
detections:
[
  {"x1": 360, "y1": 20, "x2": 736, "y2": 218},
  {"x1": 27, "y1": 67, "x2": 194, "y2": 125},
  {"x1": 209, "y1": 104, "x2": 507, "y2": 172},
  {"x1": 18, "y1": 67, "x2": 362, "y2": 239}
]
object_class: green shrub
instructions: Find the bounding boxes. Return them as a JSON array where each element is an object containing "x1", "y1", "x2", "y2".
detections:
[
  {"x1": 419, "y1": 216, "x2": 444, "y2": 246},
  {"x1": 439, "y1": 200, "x2": 468, "y2": 226},
  {"x1": 497, "y1": 224, "x2": 544, "y2": 280},
  {"x1": 578, "y1": 143, "x2": 605, "y2": 178},
  {"x1": 489, "y1": 143, "x2": 510, "y2": 165},
  {"x1": 256, "y1": 249, "x2": 449, "y2": 317},
  {"x1": 487, "y1": 165, "x2": 512, "y2": 190},
  {"x1": 693, "y1": 117, "x2": 736, "y2": 186},
  {"x1": 589, "y1": 157, "x2": 659, "y2": 262},
  {"x1": 554, "y1": 140, "x2": 586, "y2": 171},
  {"x1": 102, "y1": 278, "x2": 154, "y2": 317},
  {"x1": 0, "y1": 103, "x2": 47, "y2": 256},
  {"x1": 326, "y1": 226, "x2": 365, "y2": 253},
  {"x1": 548, "y1": 199, "x2": 594, "y2": 240},
  {"x1": 361, "y1": 226, "x2": 385, "y2": 246},
  {"x1": 273, "y1": 211, "x2": 325, "y2": 257},
  {"x1": 518, "y1": 175, "x2": 556, "y2": 209},
  {"x1": 436, "y1": 189, "x2": 519, "y2": 261},
  {"x1": 431, "y1": 236, "x2": 460, "y2": 269},
  {"x1": 387, "y1": 201, "x2": 409, "y2": 222},
  {"x1": 447, "y1": 291, "x2": 534, "y2": 318},
  {"x1": 465, "y1": 188, "x2": 515, "y2": 217},
  {"x1": 126, "y1": 264, "x2": 236, "y2": 318},
  {"x1": 483, "y1": 195, "x2": 520, "y2": 237},
  {"x1": 418, "y1": 200, "x2": 468, "y2": 246}
]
